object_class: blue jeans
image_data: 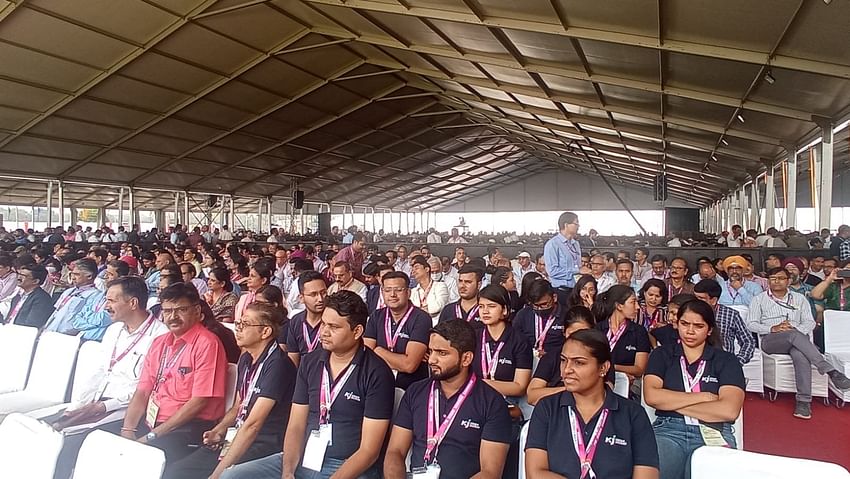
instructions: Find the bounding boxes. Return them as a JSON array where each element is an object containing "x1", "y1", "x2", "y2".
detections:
[
  {"x1": 653, "y1": 416, "x2": 736, "y2": 479},
  {"x1": 219, "y1": 453, "x2": 379, "y2": 479}
]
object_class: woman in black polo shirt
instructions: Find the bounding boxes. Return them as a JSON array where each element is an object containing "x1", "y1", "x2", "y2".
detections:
[
  {"x1": 644, "y1": 299, "x2": 745, "y2": 479},
  {"x1": 526, "y1": 306, "x2": 595, "y2": 405},
  {"x1": 567, "y1": 274, "x2": 598, "y2": 310},
  {"x1": 474, "y1": 284, "x2": 533, "y2": 400},
  {"x1": 526, "y1": 329, "x2": 659, "y2": 478},
  {"x1": 594, "y1": 285, "x2": 651, "y2": 380}
]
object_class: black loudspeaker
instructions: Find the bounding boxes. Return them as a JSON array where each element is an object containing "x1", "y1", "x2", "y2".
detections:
[
  {"x1": 293, "y1": 190, "x2": 305, "y2": 210},
  {"x1": 665, "y1": 207, "x2": 700, "y2": 235},
  {"x1": 206, "y1": 195, "x2": 219, "y2": 208},
  {"x1": 318, "y1": 212, "x2": 331, "y2": 236},
  {"x1": 653, "y1": 174, "x2": 668, "y2": 201}
]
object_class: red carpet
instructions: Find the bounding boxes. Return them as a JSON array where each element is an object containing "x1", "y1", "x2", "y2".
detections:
[{"x1": 744, "y1": 392, "x2": 850, "y2": 470}]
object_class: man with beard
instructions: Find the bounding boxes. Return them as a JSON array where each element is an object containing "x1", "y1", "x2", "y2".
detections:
[
  {"x1": 383, "y1": 320, "x2": 512, "y2": 479},
  {"x1": 664, "y1": 257, "x2": 694, "y2": 300},
  {"x1": 438, "y1": 265, "x2": 484, "y2": 328},
  {"x1": 120, "y1": 283, "x2": 228, "y2": 463},
  {"x1": 285, "y1": 271, "x2": 328, "y2": 367},
  {"x1": 718, "y1": 256, "x2": 762, "y2": 307}
]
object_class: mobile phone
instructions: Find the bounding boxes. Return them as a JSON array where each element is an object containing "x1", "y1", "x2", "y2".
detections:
[{"x1": 837, "y1": 270, "x2": 850, "y2": 278}]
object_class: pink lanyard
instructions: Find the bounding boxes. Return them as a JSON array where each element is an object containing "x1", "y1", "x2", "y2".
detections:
[
  {"x1": 679, "y1": 356, "x2": 706, "y2": 425},
  {"x1": 425, "y1": 375, "x2": 477, "y2": 464},
  {"x1": 57, "y1": 286, "x2": 90, "y2": 309},
  {"x1": 418, "y1": 283, "x2": 433, "y2": 309},
  {"x1": 303, "y1": 321, "x2": 321, "y2": 353},
  {"x1": 384, "y1": 306, "x2": 414, "y2": 351},
  {"x1": 480, "y1": 330, "x2": 505, "y2": 380},
  {"x1": 456, "y1": 303, "x2": 479, "y2": 322},
  {"x1": 568, "y1": 407, "x2": 609, "y2": 479},
  {"x1": 7, "y1": 292, "x2": 29, "y2": 321},
  {"x1": 153, "y1": 343, "x2": 187, "y2": 393},
  {"x1": 109, "y1": 314, "x2": 155, "y2": 370},
  {"x1": 534, "y1": 307, "x2": 558, "y2": 351},
  {"x1": 237, "y1": 346, "x2": 275, "y2": 426},
  {"x1": 607, "y1": 321, "x2": 627, "y2": 351},
  {"x1": 640, "y1": 306, "x2": 662, "y2": 330},
  {"x1": 319, "y1": 363, "x2": 356, "y2": 424}
]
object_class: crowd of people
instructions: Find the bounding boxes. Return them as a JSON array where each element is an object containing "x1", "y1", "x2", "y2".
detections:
[{"x1": 2, "y1": 210, "x2": 850, "y2": 479}]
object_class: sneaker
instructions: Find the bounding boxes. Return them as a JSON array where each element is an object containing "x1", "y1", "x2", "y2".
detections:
[
  {"x1": 828, "y1": 370, "x2": 850, "y2": 390},
  {"x1": 793, "y1": 401, "x2": 812, "y2": 420}
]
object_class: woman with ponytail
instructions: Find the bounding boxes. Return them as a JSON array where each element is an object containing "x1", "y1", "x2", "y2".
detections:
[{"x1": 594, "y1": 284, "x2": 651, "y2": 380}]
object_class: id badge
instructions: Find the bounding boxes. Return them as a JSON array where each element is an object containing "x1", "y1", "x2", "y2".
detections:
[
  {"x1": 218, "y1": 427, "x2": 238, "y2": 460},
  {"x1": 145, "y1": 396, "x2": 160, "y2": 429},
  {"x1": 411, "y1": 463, "x2": 441, "y2": 479},
  {"x1": 699, "y1": 424, "x2": 729, "y2": 447},
  {"x1": 302, "y1": 424, "x2": 332, "y2": 472}
]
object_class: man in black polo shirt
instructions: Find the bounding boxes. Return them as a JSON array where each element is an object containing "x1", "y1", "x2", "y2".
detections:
[
  {"x1": 384, "y1": 320, "x2": 512, "y2": 479},
  {"x1": 364, "y1": 271, "x2": 431, "y2": 391},
  {"x1": 164, "y1": 303, "x2": 296, "y2": 479},
  {"x1": 437, "y1": 265, "x2": 483, "y2": 327},
  {"x1": 285, "y1": 271, "x2": 327, "y2": 367}
]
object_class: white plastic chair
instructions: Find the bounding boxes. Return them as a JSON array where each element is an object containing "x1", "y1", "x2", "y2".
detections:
[
  {"x1": 614, "y1": 371, "x2": 629, "y2": 398},
  {"x1": 824, "y1": 310, "x2": 850, "y2": 407},
  {"x1": 0, "y1": 413, "x2": 64, "y2": 478},
  {"x1": 225, "y1": 363, "x2": 238, "y2": 411},
  {"x1": 763, "y1": 332, "x2": 829, "y2": 404},
  {"x1": 690, "y1": 445, "x2": 850, "y2": 479},
  {"x1": 0, "y1": 324, "x2": 39, "y2": 393},
  {"x1": 73, "y1": 429, "x2": 166, "y2": 479},
  {"x1": 0, "y1": 332, "x2": 81, "y2": 416},
  {"x1": 28, "y1": 341, "x2": 104, "y2": 419},
  {"x1": 517, "y1": 420, "x2": 530, "y2": 479}
]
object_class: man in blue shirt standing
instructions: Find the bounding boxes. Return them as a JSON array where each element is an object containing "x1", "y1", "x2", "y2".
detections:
[{"x1": 544, "y1": 211, "x2": 581, "y2": 308}]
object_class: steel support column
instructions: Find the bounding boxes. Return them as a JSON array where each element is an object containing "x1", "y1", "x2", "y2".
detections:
[
  {"x1": 258, "y1": 198, "x2": 264, "y2": 233},
  {"x1": 815, "y1": 119, "x2": 834, "y2": 231},
  {"x1": 183, "y1": 192, "x2": 190, "y2": 229},
  {"x1": 785, "y1": 149, "x2": 797, "y2": 229},
  {"x1": 128, "y1": 187, "x2": 136, "y2": 227},
  {"x1": 118, "y1": 187, "x2": 125, "y2": 227},
  {"x1": 749, "y1": 177, "x2": 760, "y2": 231},
  {"x1": 46, "y1": 181, "x2": 53, "y2": 228},
  {"x1": 173, "y1": 192, "x2": 180, "y2": 227},
  {"x1": 764, "y1": 162, "x2": 776, "y2": 230},
  {"x1": 58, "y1": 181, "x2": 65, "y2": 228},
  {"x1": 229, "y1": 195, "x2": 235, "y2": 229}
]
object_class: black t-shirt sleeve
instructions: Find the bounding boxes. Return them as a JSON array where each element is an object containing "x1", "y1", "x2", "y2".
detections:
[
  {"x1": 524, "y1": 394, "x2": 553, "y2": 450},
  {"x1": 409, "y1": 311, "x2": 432, "y2": 345},
  {"x1": 651, "y1": 325, "x2": 678, "y2": 346},
  {"x1": 293, "y1": 358, "x2": 311, "y2": 405},
  {"x1": 634, "y1": 324, "x2": 652, "y2": 353},
  {"x1": 277, "y1": 323, "x2": 289, "y2": 345},
  {"x1": 481, "y1": 389, "x2": 512, "y2": 444},
  {"x1": 393, "y1": 385, "x2": 415, "y2": 430},
  {"x1": 645, "y1": 347, "x2": 670, "y2": 380},
  {"x1": 629, "y1": 402, "x2": 660, "y2": 467},
  {"x1": 256, "y1": 357, "x2": 287, "y2": 402},
  {"x1": 514, "y1": 332, "x2": 534, "y2": 370},
  {"x1": 364, "y1": 358, "x2": 395, "y2": 420},
  {"x1": 364, "y1": 311, "x2": 379, "y2": 340},
  {"x1": 717, "y1": 352, "x2": 747, "y2": 390},
  {"x1": 285, "y1": 320, "x2": 300, "y2": 353},
  {"x1": 437, "y1": 306, "x2": 452, "y2": 324},
  {"x1": 532, "y1": 352, "x2": 557, "y2": 381}
]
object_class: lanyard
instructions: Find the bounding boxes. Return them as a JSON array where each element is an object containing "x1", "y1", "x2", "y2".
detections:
[
  {"x1": 480, "y1": 330, "x2": 505, "y2": 380},
  {"x1": 109, "y1": 314, "x2": 155, "y2": 370},
  {"x1": 237, "y1": 345, "x2": 276, "y2": 427},
  {"x1": 768, "y1": 292, "x2": 796, "y2": 311},
  {"x1": 568, "y1": 407, "x2": 609, "y2": 479},
  {"x1": 57, "y1": 285, "x2": 91, "y2": 309},
  {"x1": 303, "y1": 321, "x2": 321, "y2": 353},
  {"x1": 667, "y1": 282, "x2": 685, "y2": 301},
  {"x1": 424, "y1": 375, "x2": 477, "y2": 464},
  {"x1": 319, "y1": 363, "x2": 356, "y2": 424},
  {"x1": 679, "y1": 356, "x2": 706, "y2": 425},
  {"x1": 563, "y1": 238, "x2": 581, "y2": 265},
  {"x1": 606, "y1": 321, "x2": 627, "y2": 351},
  {"x1": 7, "y1": 292, "x2": 29, "y2": 322},
  {"x1": 534, "y1": 307, "x2": 558, "y2": 351},
  {"x1": 153, "y1": 342, "x2": 188, "y2": 392},
  {"x1": 418, "y1": 283, "x2": 433, "y2": 309},
  {"x1": 456, "y1": 303, "x2": 479, "y2": 322},
  {"x1": 640, "y1": 306, "x2": 663, "y2": 330},
  {"x1": 384, "y1": 306, "x2": 414, "y2": 351}
]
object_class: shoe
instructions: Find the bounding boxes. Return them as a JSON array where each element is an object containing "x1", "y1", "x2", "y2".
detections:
[
  {"x1": 828, "y1": 370, "x2": 850, "y2": 390},
  {"x1": 793, "y1": 401, "x2": 812, "y2": 420}
]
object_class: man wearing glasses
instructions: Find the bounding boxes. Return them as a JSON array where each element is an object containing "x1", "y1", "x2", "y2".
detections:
[
  {"x1": 364, "y1": 271, "x2": 431, "y2": 391},
  {"x1": 748, "y1": 267, "x2": 850, "y2": 419},
  {"x1": 121, "y1": 283, "x2": 228, "y2": 462},
  {"x1": 543, "y1": 211, "x2": 581, "y2": 307}
]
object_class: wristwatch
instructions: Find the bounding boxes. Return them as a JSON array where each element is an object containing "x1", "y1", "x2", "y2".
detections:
[{"x1": 146, "y1": 431, "x2": 157, "y2": 442}]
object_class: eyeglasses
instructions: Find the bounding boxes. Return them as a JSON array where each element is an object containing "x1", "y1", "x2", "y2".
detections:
[
  {"x1": 768, "y1": 276, "x2": 789, "y2": 282},
  {"x1": 161, "y1": 304, "x2": 198, "y2": 318},
  {"x1": 381, "y1": 287, "x2": 408, "y2": 294},
  {"x1": 233, "y1": 321, "x2": 268, "y2": 331}
]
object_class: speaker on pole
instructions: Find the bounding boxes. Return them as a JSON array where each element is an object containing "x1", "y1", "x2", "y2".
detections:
[
  {"x1": 318, "y1": 212, "x2": 331, "y2": 236},
  {"x1": 293, "y1": 190, "x2": 305, "y2": 210}
]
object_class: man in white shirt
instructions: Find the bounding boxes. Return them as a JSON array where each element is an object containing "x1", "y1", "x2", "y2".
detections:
[
  {"x1": 512, "y1": 252, "x2": 535, "y2": 293},
  {"x1": 428, "y1": 256, "x2": 459, "y2": 303},
  {"x1": 327, "y1": 261, "x2": 368, "y2": 302},
  {"x1": 52, "y1": 276, "x2": 168, "y2": 476},
  {"x1": 0, "y1": 255, "x2": 17, "y2": 303},
  {"x1": 218, "y1": 225, "x2": 234, "y2": 242},
  {"x1": 446, "y1": 228, "x2": 467, "y2": 244},
  {"x1": 726, "y1": 225, "x2": 744, "y2": 247},
  {"x1": 589, "y1": 253, "x2": 615, "y2": 293},
  {"x1": 426, "y1": 228, "x2": 442, "y2": 244}
]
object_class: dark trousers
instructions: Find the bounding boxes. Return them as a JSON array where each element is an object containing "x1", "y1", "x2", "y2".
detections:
[
  {"x1": 141, "y1": 419, "x2": 217, "y2": 464},
  {"x1": 555, "y1": 287, "x2": 573, "y2": 309},
  {"x1": 163, "y1": 435, "x2": 282, "y2": 479}
]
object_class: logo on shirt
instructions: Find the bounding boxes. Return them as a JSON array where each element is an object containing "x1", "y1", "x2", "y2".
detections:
[
  {"x1": 604, "y1": 435, "x2": 628, "y2": 446},
  {"x1": 498, "y1": 358, "x2": 512, "y2": 365},
  {"x1": 397, "y1": 332, "x2": 410, "y2": 340},
  {"x1": 625, "y1": 345, "x2": 637, "y2": 351},
  {"x1": 344, "y1": 391, "x2": 361, "y2": 402},
  {"x1": 460, "y1": 419, "x2": 480, "y2": 430},
  {"x1": 701, "y1": 376, "x2": 718, "y2": 384},
  {"x1": 552, "y1": 325, "x2": 564, "y2": 331}
]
